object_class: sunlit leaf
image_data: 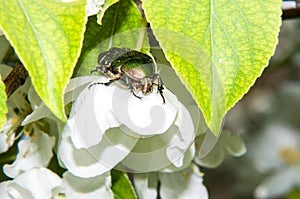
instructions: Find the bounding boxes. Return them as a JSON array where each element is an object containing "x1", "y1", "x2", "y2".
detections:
[
  {"x1": 111, "y1": 170, "x2": 137, "y2": 199},
  {"x1": 143, "y1": 0, "x2": 282, "y2": 135},
  {"x1": 0, "y1": 0, "x2": 87, "y2": 122},
  {"x1": 97, "y1": 0, "x2": 120, "y2": 24},
  {"x1": 75, "y1": 0, "x2": 148, "y2": 76},
  {"x1": 0, "y1": 75, "x2": 7, "y2": 130}
]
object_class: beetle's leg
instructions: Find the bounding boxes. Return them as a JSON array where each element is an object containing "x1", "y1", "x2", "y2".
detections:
[
  {"x1": 126, "y1": 77, "x2": 143, "y2": 101},
  {"x1": 90, "y1": 69, "x2": 97, "y2": 74},
  {"x1": 152, "y1": 74, "x2": 163, "y2": 91},
  {"x1": 88, "y1": 77, "x2": 120, "y2": 89},
  {"x1": 158, "y1": 86, "x2": 165, "y2": 104},
  {"x1": 103, "y1": 77, "x2": 121, "y2": 86},
  {"x1": 152, "y1": 74, "x2": 165, "y2": 104},
  {"x1": 131, "y1": 89, "x2": 143, "y2": 100}
]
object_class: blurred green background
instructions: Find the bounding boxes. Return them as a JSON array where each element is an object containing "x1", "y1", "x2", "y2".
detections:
[{"x1": 203, "y1": 19, "x2": 300, "y2": 199}]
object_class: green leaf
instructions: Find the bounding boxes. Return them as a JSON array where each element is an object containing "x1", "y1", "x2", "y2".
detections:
[
  {"x1": 75, "y1": 0, "x2": 148, "y2": 76},
  {"x1": 0, "y1": 0, "x2": 87, "y2": 122},
  {"x1": 111, "y1": 170, "x2": 137, "y2": 199},
  {"x1": 288, "y1": 190, "x2": 300, "y2": 199},
  {"x1": 143, "y1": 0, "x2": 282, "y2": 135},
  {"x1": 0, "y1": 75, "x2": 7, "y2": 130},
  {"x1": 97, "y1": 0, "x2": 120, "y2": 25}
]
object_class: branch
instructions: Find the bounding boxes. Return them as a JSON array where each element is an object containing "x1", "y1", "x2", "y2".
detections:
[
  {"x1": 282, "y1": 1, "x2": 300, "y2": 19},
  {"x1": 4, "y1": 62, "x2": 28, "y2": 97}
]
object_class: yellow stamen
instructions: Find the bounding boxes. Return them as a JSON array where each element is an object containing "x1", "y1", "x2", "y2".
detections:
[
  {"x1": 279, "y1": 147, "x2": 300, "y2": 164},
  {"x1": 11, "y1": 117, "x2": 19, "y2": 124}
]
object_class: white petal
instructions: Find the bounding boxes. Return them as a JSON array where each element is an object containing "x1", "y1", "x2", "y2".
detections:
[
  {"x1": 28, "y1": 85, "x2": 41, "y2": 108},
  {"x1": 255, "y1": 167, "x2": 296, "y2": 199},
  {"x1": 133, "y1": 173, "x2": 158, "y2": 199},
  {"x1": 4, "y1": 131, "x2": 55, "y2": 178},
  {"x1": 113, "y1": 87, "x2": 178, "y2": 136},
  {"x1": 0, "y1": 181, "x2": 13, "y2": 199},
  {"x1": 8, "y1": 168, "x2": 62, "y2": 199},
  {"x1": 22, "y1": 76, "x2": 99, "y2": 126},
  {"x1": 119, "y1": 124, "x2": 194, "y2": 172},
  {"x1": 160, "y1": 144, "x2": 195, "y2": 173},
  {"x1": 21, "y1": 103, "x2": 51, "y2": 126},
  {"x1": 0, "y1": 132, "x2": 9, "y2": 154},
  {"x1": 165, "y1": 103, "x2": 195, "y2": 167},
  {"x1": 249, "y1": 123, "x2": 300, "y2": 172},
  {"x1": 118, "y1": 126, "x2": 178, "y2": 172},
  {"x1": 196, "y1": 129, "x2": 221, "y2": 159},
  {"x1": 86, "y1": 0, "x2": 105, "y2": 16},
  {"x1": 7, "y1": 79, "x2": 31, "y2": 111},
  {"x1": 159, "y1": 165, "x2": 208, "y2": 199},
  {"x1": 68, "y1": 79, "x2": 120, "y2": 149},
  {"x1": 7, "y1": 183, "x2": 33, "y2": 199},
  {"x1": 194, "y1": 130, "x2": 246, "y2": 168},
  {"x1": 0, "y1": 119, "x2": 16, "y2": 153},
  {"x1": 58, "y1": 126, "x2": 138, "y2": 178},
  {"x1": 63, "y1": 171, "x2": 113, "y2": 199},
  {"x1": 295, "y1": 167, "x2": 300, "y2": 184}
]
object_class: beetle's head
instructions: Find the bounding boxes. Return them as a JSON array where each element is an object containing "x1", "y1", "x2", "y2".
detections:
[
  {"x1": 140, "y1": 77, "x2": 154, "y2": 94},
  {"x1": 95, "y1": 64, "x2": 111, "y2": 75}
]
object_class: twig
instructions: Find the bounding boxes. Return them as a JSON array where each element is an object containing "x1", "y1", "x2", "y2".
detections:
[
  {"x1": 4, "y1": 62, "x2": 28, "y2": 97},
  {"x1": 282, "y1": 1, "x2": 300, "y2": 19}
]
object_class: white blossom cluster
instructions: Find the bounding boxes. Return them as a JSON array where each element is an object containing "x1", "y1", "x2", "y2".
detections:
[{"x1": 0, "y1": 70, "x2": 210, "y2": 198}]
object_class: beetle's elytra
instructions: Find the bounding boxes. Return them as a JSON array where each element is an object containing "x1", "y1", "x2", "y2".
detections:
[{"x1": 89, "y1": 47, "x2": 165, "y2": 104}]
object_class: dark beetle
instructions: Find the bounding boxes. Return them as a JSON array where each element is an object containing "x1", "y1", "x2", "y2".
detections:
[{"x1": 90, "y1": 47, "x2": 165, "y2": 103}]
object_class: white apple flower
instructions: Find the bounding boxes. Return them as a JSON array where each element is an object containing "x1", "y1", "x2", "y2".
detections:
[
  {"x1": 249, "y1": 123, "x2": 300, "y2": 172},
  {"x1": 249, "y1": 123, "x2": 300, "y2": 198},
  {"x1": 133, "y1": 164, "x2": 208, "y2": 199},
  {"x1": 58, "y1": 76, "x2": 195, "y2": 177},
  {"x1": 3, "y1": 129, "x2": 55, "y2": 178},
  {"x1": 0, "y1": 167, "x2": 63, "y2": 199}
]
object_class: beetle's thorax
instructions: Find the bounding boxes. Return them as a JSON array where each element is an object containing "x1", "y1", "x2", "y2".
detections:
[
  {"x1": 96, "y1": 64, "x2": 122, "y2": 80},
  {"x1": 125, "y1": 67, "x2": 146, "y2": 79}
]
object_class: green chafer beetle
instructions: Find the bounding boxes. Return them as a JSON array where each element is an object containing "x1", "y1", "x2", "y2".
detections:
[{"x1": 90, "y1": 47, "x2": 165, "y2": 103}]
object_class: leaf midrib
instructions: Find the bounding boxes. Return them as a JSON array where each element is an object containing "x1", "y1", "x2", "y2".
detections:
[
  {"x1": 17, "y1": 0, "x2": 54, "y2": 98},
  {"x1": 108, "y1": 1, "x2": 120, "y2": 49}
]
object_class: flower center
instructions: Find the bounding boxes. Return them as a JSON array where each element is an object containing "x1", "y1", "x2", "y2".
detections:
[{"x1": 279, "y1": 147, "x2": 300, "y2": 165}]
